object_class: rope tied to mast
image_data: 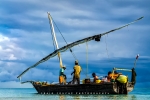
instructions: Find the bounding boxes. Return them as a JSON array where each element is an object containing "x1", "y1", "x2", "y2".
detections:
[
  {"x1": 86, "y1": 42, "x2": 89, "y2": 78},
  {"x1": 105, "y1": 35, "x2": 110, "y2": 60}
]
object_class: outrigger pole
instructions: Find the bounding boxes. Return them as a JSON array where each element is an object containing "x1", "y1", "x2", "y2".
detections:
[{"x1": 47, "y1": 12, "x2": 63, "y2": 68}]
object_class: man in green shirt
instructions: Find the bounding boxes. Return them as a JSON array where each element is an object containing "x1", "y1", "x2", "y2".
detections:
[{"x1": 59, "y1": 66, "x2": 66, "y2": 85}]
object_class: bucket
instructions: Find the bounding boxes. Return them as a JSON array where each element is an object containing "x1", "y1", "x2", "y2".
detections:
[
  {"x1": 96, "y1": 79, "x2": 101, "y2": 83},
  {"x1": 84, "y1": 79, "x2": 91, "y2": 84}
]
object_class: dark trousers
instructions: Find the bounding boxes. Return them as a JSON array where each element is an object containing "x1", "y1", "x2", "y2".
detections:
[
  {"x1": 116, "y1": 80, "x2": 127, "y2": 94},
  {"x1": 73, "y1": 76, "x2": 80, "y2": 84}
]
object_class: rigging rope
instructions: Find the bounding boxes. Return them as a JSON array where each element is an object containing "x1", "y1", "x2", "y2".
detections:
[
  {"x1": 86, "y1": 42, "x2": 89, "y2": 78},
  {"x1": 50, "y1": 14, "x2": 78, "y2": 61},
  {"x1": 105, "y1": 35, "x2": 110, "y2": 60}
]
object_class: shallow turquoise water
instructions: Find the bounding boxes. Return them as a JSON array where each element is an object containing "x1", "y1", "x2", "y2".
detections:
[{"x1": 0, "y1": 88, "x2": 149, "y2": 100}]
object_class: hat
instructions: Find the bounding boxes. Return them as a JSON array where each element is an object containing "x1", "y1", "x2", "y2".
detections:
[
  {"x1": 114, "y1": 71, "x2": 118, "y2": 74},
  {"x1": 75, "y1": 60, "x2": 78, "y2": 63},
  {"x1": 62, "y1": 66, "x2": 66, "y2": 69},
  {"x1": 92, "y1": 73, "x2": 96, "y2": 76}
]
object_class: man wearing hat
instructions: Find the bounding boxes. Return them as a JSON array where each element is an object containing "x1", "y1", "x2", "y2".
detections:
[
  {"x1": 59, "y1": 66, "x2": 67, "y2": 85},
  {"x1": 71, "y1": 60, "x2": 82, "y2": 84}
]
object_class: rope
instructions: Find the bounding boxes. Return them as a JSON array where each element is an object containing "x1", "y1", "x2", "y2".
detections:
[
  {"x1": 105, "y1": 35, "x2": 110, "y2": 60},
  {"x1": 50, "y1": 14, "x2": 78, "y2": 61},
  {"x1": 86, "y1": 42, "x2": 89, "y2": 78}
]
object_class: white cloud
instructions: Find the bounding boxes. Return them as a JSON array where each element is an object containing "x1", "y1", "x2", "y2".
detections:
[
  {"x1": 0, "y1": 34, "x2": 10, "y2": 42},
  {"x1": 0, "y1": 45, "x2": 2, "y2": 50},
  {"x1": 0, "y1": 34, "x2": 24, "y2": 60},
  {"x1": 110, "y1": 6, "x2": 146, "y2": 17},
  {"x1": 0, "y1": 81, "x2": 33, "y2": 88},
  {"x1": 8, "y1": 54, "x2": 17, "y2": 60}
]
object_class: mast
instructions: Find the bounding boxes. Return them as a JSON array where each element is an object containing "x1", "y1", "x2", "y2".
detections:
[{"x1": 47, "y1": 12, "x2": 63, "y2": 68}]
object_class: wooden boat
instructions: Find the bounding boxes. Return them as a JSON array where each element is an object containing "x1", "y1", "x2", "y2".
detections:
[
  {"x1": 22, "y1": 67, "x2": 136, "y2": 95},
  {"x1": 17, "y1": 12, "x2": 143, "y2": 94}
]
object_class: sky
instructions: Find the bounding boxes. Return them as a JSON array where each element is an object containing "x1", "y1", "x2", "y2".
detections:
[{"x1": 0, "y1": 0, "x2": 150, "y2": 88}]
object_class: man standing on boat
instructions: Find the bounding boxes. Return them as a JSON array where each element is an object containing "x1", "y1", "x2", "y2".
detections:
[
  {"x1": 59, "y1": 66, "x2": 67, "y2": 85},
  {"x1": 71, "y1": 60, "x2": 82, "y2": 84}
]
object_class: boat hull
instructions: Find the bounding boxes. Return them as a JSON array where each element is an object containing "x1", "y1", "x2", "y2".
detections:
[{"x1": 31, "y1": 82, "x2": 134, "y2": 95}]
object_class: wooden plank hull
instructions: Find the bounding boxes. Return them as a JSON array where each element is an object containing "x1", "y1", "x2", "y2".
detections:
[{"x1": 31, "y1": 82, "x2": 134, "y2": 95}]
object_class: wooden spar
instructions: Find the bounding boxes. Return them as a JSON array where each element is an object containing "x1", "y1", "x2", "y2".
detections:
[
  {"x1": 113, "y1": 67, "x2": 132, "y2": 72},
  {"x1": 47, "y1": 12, "x2": 63, "y2": 68}
]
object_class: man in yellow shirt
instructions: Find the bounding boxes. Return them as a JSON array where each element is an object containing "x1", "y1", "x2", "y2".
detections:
[{"x1": 71, "y1": 60, "x2": 82, "y2": 84}]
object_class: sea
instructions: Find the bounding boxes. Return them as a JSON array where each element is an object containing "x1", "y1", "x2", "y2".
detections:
[{"x1": 0, "y1": 88, "x2": 149, "y2": 100}]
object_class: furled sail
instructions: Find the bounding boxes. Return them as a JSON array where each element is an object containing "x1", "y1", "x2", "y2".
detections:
[{"x1": 17, "y1": 16, "x2": 143, "y2": 78}]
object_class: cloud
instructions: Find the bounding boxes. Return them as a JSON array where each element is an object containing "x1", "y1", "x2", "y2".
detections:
[{"x1": 0, "y1": 81, "x2": 32, "y2": 88}]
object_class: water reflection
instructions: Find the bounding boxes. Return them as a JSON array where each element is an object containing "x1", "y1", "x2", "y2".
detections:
[
  {"x1": 73, "y1": 95, "x2": 80, "y2": 100},
  {"x1": 131, "y1": 95, "x2": 137, "y2": 100},
  {"x1": 33, "y1": 93, "x2": 138, "y2": 100},
  {"x1": 67, "y1": 94, "x2": 137, "y2": 100},
  {"x1": 59, "y1": 95, "x2": 65, "y2": 100}
]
